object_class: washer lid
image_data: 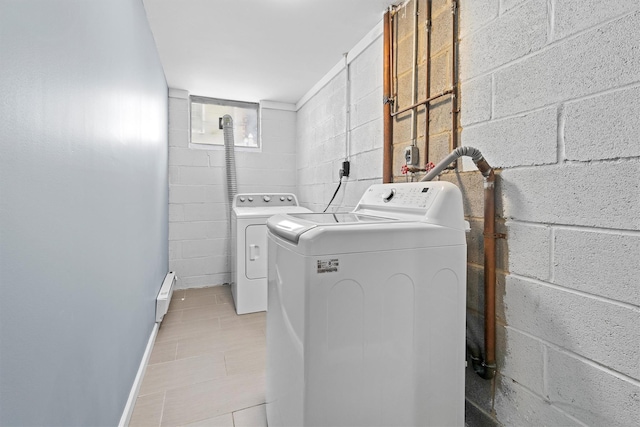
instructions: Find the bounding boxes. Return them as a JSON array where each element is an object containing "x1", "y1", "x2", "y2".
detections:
[
  {"x1": 267, "y1": 214, "x2": 465, "y2": 254},
  {"x1": 267, "y1": 212, "x2": 396, "y2": 243},
  {"x1": 266, "y1": 181, "x2": 467, "y2": 254}
]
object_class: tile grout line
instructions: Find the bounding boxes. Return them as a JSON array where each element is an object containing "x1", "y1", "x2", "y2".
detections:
[
  {"x1": 137, "y1": 286, "x2": 268, "y2": 426},
  {"x1": 158, "y1": 391, "x2": 166, "y2": 427}
]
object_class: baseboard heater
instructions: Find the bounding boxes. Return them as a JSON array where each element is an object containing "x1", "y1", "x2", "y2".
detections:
[{"x1": 156, "y1": 272, "x2": 176, "y2": 323}]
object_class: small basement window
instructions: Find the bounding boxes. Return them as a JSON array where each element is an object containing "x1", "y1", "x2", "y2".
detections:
[{"x1": 190, "y1": 96, "x2": 259, "y2": 148}]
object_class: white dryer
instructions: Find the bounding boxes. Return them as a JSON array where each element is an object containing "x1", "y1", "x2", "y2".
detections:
[
  {"x1": 231, "y1": 193, "x2": 311, "y2": 315},
  {"x1": 265, "y1": 181, "x2": 467, "y2": 427}
]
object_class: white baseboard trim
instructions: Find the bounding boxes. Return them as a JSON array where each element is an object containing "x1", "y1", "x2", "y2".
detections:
[{"x1": 118, "y1": 323, "x2": 159, "y2": 427}]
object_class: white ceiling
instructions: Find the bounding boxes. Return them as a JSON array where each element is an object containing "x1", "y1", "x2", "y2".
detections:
[{"x1": 143, "y1": 0, "x2": 397, "y2": 104}]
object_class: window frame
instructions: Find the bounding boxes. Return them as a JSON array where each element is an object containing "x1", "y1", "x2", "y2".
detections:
[{"x1": 189, "y1": 95, "x2": 261, "y2": 151}]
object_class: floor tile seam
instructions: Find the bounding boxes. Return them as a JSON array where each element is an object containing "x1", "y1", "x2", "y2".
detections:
[
  {"x1": 169, "y1": 315, "x2": 221, "y2": 326},
  {"x1": 136, "y1": 388, "x2": 170, "y2": 400},
  {"x1": 170, "y1": 332, "x2": 263, "y2": 348},
  {"x1": 219, "y1": 318, "x2": 266, "y2": 327},
  {"x1": 181, "y1": 298, "x2": 226, "y2": 305},
  {"x1": 155, "y1": 329, "x2": 225, "y2": 344},
  {"x1": 144, "y1": 353, "x2": 227, "y2": 370},
  {"x1": 221, "y1": 315, "x2": 266, "y2": 323},
  {"x1": 185, "y1": 286, "x2": 230, "y2": 294},
  {"x1": 158, "y1": 391, "x2": 167, "y2": 427},
  {"x1": 232, "y1": 401, "x2": 268, "y2": 421},
  {"x1": 143, "y1": 371, "x2": 233, "y2": 397},
  {"x1": 181, "y1": 410, "x2": 236, "y2": 427},
  {"x1": 232, "y1": 402, "x2": 265, "y2": 413},
  {"x1": 224, "y1": 350, "x2": 267, "y2": 361},
  {"x1": 168, "y1": 302, "x2": 220, "y2": 312},
  {"x1": 185, "y1": 291, "x2": 225, "y2": 297},
  {"x1": 157, "y1": 323, "x2": 222, "y2": 336}
]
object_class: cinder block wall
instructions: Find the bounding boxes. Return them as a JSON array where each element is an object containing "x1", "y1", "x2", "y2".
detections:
[
  {"x1": 458, "y1": 1, "x2": 640, "y2": 425},
  {"x1": 296, "y1": 37, "x2": 384, "y2": 212},
  {"x1": 296, "y1": 2, "x2": 639, "y2": 426},
  {"x1": 168, "y1": 90, "x2": 297, "y2": 289},
  {"x1": 392, "y1": 0, "x2": 456, "y2": 180}
]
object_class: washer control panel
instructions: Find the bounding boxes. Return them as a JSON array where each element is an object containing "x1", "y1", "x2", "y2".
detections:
[
  {"x1": 234, "y1": 193, "x2": 299, "y2": 208},
  {"x1": 363, "y1": 184, "x2": 437, "y2": 209},
  {"x1": 356, "y1": 182, "x2": 465, "y2": 229}
]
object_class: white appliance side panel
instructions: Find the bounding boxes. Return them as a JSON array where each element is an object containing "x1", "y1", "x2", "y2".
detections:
[
  {"x1": 418, "y1": 261, "x2": 467, "y2": 426},
  {"x1": 231, "y1": 211, "x2": 238, "y2": 302},
  {"x1": 266, "y1": 235, "x2": 306, "y2": 427},
  {"x1": 324, "y1": 279, "x2": 366, "y2": 426},
  {"x1": 380, "y1": 273, "x2": 416, "y2": 427},
  {"x1": 303, "y1": 247, "x2": 466, "y2": 427},
  {"x1": 245, "y1": 224, "x2": 268, "y2": 280}
]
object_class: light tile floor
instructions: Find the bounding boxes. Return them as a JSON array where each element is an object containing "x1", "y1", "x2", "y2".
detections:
[{"x1": 130, "y1": 285, "x2": 267, "y2": 427}]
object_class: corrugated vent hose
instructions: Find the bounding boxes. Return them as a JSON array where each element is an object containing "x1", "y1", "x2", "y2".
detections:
[
  {"x1": 222, "y1": 114, "x2": 237, "y2": 205},
  {"x1": 222, "y1": 115, "x2": 237, "y2": 287},
  {"x1": 420, "y1": 146, "x2": 489, "y2": 181}
]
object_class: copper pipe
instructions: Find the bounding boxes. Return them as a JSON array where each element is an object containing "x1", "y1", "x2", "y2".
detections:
[
  {"x1": 389, "y1": 6, "x2": 398, "y2": 115},
  {"x1": 390, "y1": 6, "x2": 397, "y2": 106},
  {"x1": 390, "y1": 88, "x2": 453, "y2": 117},
  {"x1": 467, "y1": 156, "x2": 497, "y2": 380},
  {"x1": 383, "y1": 9, "x2": 393, "y2": 183},
  {"x1": 424, "y1": 0, "x2": 432, "y2": 165},
  {"x1": 450, "y1": 0, "x2": 459, "y2": 152},
  {"x1": 421, "y1": 147, "x2": 497, "y2": 380},
  {"x1": 409, "y1": 0, "x2": 419, "y2": 151},
  {"x1": 481, "y1": 170, "x2": 497, "y2": 379}
]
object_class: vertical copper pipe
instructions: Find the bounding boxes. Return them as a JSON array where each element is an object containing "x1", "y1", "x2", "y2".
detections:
[
  {"x1": 410, "y1": 0, "x2": 418, "y2": 154},
  {"x1": 383, "y1": 9, "x2": 393, "y2": 184},
  {"x1": 424, "y1": 0, "x2": 432, "y2": 165},
  {"x1": 392, "y1": 9, "x2": 398, "y2": 115},
  {"x1": 450, "y1": 0, "x2": 459, "y2": 152},
  {"x1": 422, "y1": 149, "x2": 497, "y2": 380},
  {"x1": 482, "y1": 170, "x2": 497, "y2": 378}
]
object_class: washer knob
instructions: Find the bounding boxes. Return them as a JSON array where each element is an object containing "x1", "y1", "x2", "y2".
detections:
[
  {"x1": 248, "y1": 197, "x2": 254, "y2": 202},
  {"x1": 239, "y1": 197, "x2": 246, "y2": 202},
  {"x1": 382, "y1": 188, "x2": 396, "y2": 202},
  {"x1": 280, "y1": 196, "x2": 285, "y2": 201},
  {"x1": 287, "y1": 196, "x2": 293, "y2": 201},
  {"x1": 263, "y1": 195, "x2": 271, "y2": 202}
]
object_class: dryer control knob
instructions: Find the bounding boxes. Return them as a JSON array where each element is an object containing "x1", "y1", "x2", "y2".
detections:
[
  {"x1": 280, "y1": 196, "x2": 285, "y2": 201},
  {"x1": 382, "y1": 188, "x2": 396, "y2": 202},
  {"x1": 248, "y1": 197, "x2": 254, "y2": 202},
  {"x1": 239, "y1": 197, "x2": 246, "y2": 202},
  {"x1": 263, "y1": 196, "x2": 271, "y2": 202},
  {"x1": 287, "y1": 196, "x2": 293, "y2": 201}
]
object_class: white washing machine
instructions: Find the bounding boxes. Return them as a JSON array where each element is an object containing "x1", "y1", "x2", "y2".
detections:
[
  {"x1": 265, "y1": 181, "x2": 467, "y2": 427},
  {"x1": 231, "y1": 193, "x2": 312, "y2": 315}
]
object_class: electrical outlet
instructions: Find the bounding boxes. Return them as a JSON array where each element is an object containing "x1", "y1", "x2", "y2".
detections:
[
  {"x1": 404, "y1": 146, "x2": 418, "y2": 166},
  {"x1": 341, "y1": 160, "x2": 350, "y2": 177}
]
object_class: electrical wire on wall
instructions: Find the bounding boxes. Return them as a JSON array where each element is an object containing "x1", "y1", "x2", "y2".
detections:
[
  {"x1": 324, "y1": 53, "x2": 352, "y2": 212},
  {"x1": 323, "y1": 174, "x2": 343, "y2": 212},
  {"x1": 344, "y1": 53, "x2": 351, "y2": 162}
]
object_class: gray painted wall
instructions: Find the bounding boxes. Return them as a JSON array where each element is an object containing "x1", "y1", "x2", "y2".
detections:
[{"x1": 0, "y1": 1, "x2": 168, "y2": 425}]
